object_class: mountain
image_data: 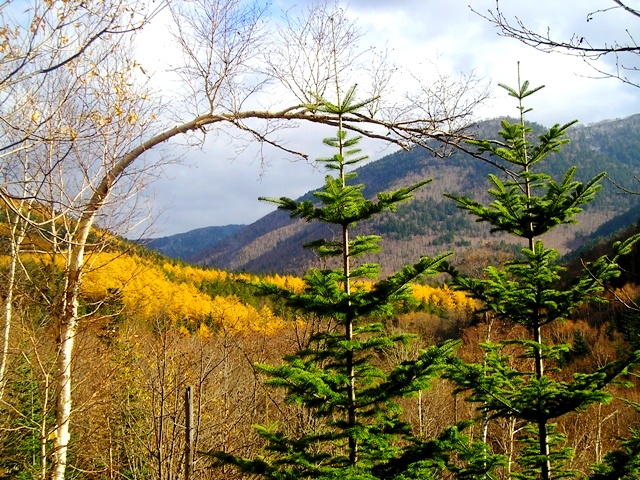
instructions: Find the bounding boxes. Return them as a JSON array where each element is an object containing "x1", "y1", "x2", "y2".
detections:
[
  {"x1": 142, "y1": 224, "x2": 244, "y2": 261},
  {"x1": 167, "y1": 115, "x2": 640, "y2": 275}
]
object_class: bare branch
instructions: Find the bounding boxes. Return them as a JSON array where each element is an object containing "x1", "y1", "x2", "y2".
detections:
[{"x1": 474, "y1": 0, "x2": 640, "y2": 87}]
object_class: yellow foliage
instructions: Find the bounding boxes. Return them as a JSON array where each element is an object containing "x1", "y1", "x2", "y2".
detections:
[
  {"x1": 81, "y1": 253, "x2": 286, "y2": 335},
  {"x1": 127, "y1": 112, "x2": 139, "y2": 125},
  {"x1": 235, "y1": 272, "x2": 258, "y2": 283},
  {"x1": 162, "y1": 262, "x2": 230, "y2": 284},
  {"x1": 210, "y1": 296, "x2": 284, "y2": 334},
  {"x1": 14, "y1": 244, "x2": 473, "y2": 335},
  {"x1": 161, "y1": 263, "x2": 306, "y2": 293},
  {"x1": 411, "y1": 283, "x2": 477, "y2": 314},
  {"x1": 263, "y1": 273, "x2": 306, "y2": 293},
  {"x1": 195, "y1": 323, "x2": 212, "y2": 339}
]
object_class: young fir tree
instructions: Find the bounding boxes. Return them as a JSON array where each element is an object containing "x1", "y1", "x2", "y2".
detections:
[
  {"x1": 212, "y1": 86, "x2": 503, "y2": 479},
  {"x1": 442, "y1": 73, "x2": 640, "y2": 480}
]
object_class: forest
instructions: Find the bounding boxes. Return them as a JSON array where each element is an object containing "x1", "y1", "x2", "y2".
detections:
[
  {"x1": 0, "y1": 238, "x2": 480, "y2": 478},
  {"x1": 2, "y1": 1, "x2": 640, "y2": 479}
]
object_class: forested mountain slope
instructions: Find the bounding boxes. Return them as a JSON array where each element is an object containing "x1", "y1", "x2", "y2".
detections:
[
  {"x1": 186, "y1": 115, "x2": 640, "y2": 275},
  {"x1": 143, "y1": 224, "x2": 244, "y2": 261}
]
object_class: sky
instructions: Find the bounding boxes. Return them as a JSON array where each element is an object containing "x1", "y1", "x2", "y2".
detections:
[{"x1": 134, "y1": 0, "x2": 640, "y2": 238}]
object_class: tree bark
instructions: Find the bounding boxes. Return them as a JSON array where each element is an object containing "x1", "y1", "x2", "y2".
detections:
[{"x1": 51, "y1": 241, "x2": 85, "y2": 480}]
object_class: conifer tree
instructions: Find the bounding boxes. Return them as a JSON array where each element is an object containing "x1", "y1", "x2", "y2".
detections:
[
  {"x1": 442, "y1": 70, "x2": 640, "y2": 480},
  {"x1": 212, "y1": 86, "x2": 502, "y2": 479}
]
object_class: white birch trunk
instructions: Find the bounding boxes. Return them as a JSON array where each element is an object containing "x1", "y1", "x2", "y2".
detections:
[
  {"x1": 0, "y1": 194, "x2": 31, "y2": 401},
  {"x1": 0, "y1": 227, "x2": 18, "y2": 401},
  {"x1": 51, "y1": 248, "x2": 83, "y2": 480},
  {"x1": 50, "y1": 204, "x2": 94, "y2": 479}
]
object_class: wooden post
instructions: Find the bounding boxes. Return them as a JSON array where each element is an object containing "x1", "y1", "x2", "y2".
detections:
[{"x1": 185, "y1": 386, "x2": 194, "y2": 480}]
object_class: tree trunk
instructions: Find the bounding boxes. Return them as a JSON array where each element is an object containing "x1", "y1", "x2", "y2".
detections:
[
  {"x1": 342, "y1": 190, "x2": 357, "y2": 466},
  {"x1": 185, "y1": 386, "x2": 194, "y2": 480},
  {"x1": 40, "y1": 370, "x2": 51, "y2": 480},
  {"x1": 50, "y1": 211, "x2": 94, "y2": 479},
  {"x1": 0, "y1": 224, "x2": 18, "y2": 401},
  {"x1": 51, "y1": 285, "x2": 79, "y2": 480},
  {"x1": 0, "y1": 198, "x2": 30, "y2": 401},
  {"x1": 533, "y1": 319, "x2": 551, "y2": 480}
]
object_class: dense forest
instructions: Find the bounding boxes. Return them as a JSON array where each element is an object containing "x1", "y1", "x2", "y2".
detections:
[
  {"x1": 3, "y1": 238, "x2": 639, "y2": 479},
  {"x1": 0, "y1": 233, "x2": 478, "y2": 478}
]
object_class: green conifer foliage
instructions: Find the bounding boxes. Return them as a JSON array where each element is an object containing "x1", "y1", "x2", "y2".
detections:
[
  {"x1": 211, "y1": 86, "x2": 502, "y2": 479},
  {"x1": 442, "y1": 71, "x2": 640, "y2": 480}
]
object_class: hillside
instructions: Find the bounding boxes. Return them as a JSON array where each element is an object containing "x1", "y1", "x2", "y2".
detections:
[
  {"x1": 143, "y1": 224, "x2": 244, "y2": 261},
  {"x1": 165, "y1": 115, "x2": 640, "y2": 275}
]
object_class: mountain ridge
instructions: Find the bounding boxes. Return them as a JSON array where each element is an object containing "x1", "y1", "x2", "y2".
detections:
[
  {"x1": 148, "y1": 115, "x2": 640, "y2": 275},
  {"x1": 143, "y1": 224, "x2": 244, "y2": 261}
]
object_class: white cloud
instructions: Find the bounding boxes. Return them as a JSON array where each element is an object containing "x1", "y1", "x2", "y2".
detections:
[{"x1": 135, "y1": 0, "x2": 640, "y2": 237}]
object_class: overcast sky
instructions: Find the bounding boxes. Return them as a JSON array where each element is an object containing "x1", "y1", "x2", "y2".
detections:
[{"x1": 135, "y1": 0, "x2": 640, "y2": 238}]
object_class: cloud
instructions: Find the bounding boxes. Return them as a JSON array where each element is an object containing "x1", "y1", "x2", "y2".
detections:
[{"x1": 134, "y1": 0, "x2": 640, "y2": 237}]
